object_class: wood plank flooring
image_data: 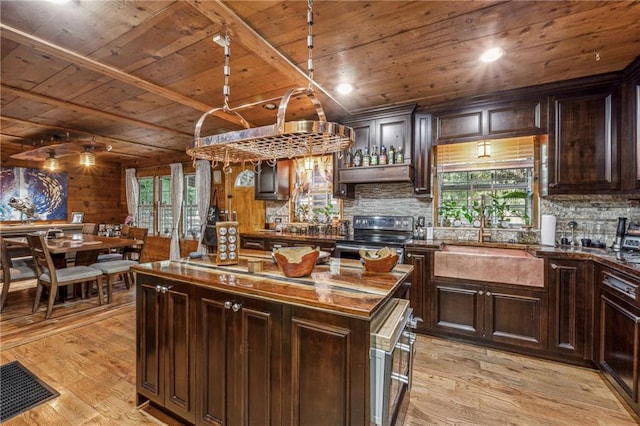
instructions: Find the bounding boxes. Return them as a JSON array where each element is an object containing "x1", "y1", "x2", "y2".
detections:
[{"x1": 1, "y1": 280, "x2": 638, "y2": 425}]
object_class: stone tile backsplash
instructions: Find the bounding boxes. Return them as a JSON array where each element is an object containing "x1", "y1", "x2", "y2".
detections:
[{"x1": 267, "y1": 182, "x2": 640, "y2": 246}]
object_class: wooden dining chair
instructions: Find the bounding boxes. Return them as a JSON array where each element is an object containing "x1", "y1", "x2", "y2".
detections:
[
  {"x1": 82, "y1": 223, "x2": 99, "y2": 235},
  {"x1": 89, "y1": 227, "x2": 148, "y2": 303},
  {"x1": 95, "y1": 225, "x2": 133, "y2": 263},
  {"x1": 0, "y1": 236, "x2": 38, "y2": 312},
  {"x1": 27, "y1": 233, "x2": 104, "y2": 319}
]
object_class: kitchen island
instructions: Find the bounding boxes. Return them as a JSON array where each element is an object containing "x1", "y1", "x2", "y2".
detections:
[{"x1": 132, "y1": 252, "x2": 413, "y2": 425}]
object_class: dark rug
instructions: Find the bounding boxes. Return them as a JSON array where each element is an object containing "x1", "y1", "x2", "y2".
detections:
[{"x1": 0, "y1": 361, "x2": 59, "y2": 422}]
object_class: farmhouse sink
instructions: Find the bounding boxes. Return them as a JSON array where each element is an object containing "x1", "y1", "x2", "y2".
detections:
[{"x1": 433, "y1": 244, "x2": 544, "y2": 287}]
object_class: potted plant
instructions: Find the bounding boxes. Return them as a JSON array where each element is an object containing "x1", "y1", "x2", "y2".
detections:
[
  {"x1": 439, "y1": 200, "x2": 462, "y2": 227},
  {"x1": 462, "y1": 200, "x2": 482, "y2": 227}
]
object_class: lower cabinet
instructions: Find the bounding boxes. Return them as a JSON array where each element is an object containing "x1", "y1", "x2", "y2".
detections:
[
  {"x1": 598, "y1": 267, "x2": 640, "y2": 416},
  {"x1": 136, "y1": 278, "x2": 196, "y2": 423},
  {"x1": 197, "y1": 287, "x2": 282, "y2": 425},
  {"x1": 406, "y1": 248, "x2": 433, "y2": 333},
  {"x1": 137, "y1": 274, "x2": 373, "y2": 425},
  {"x1": 546, "y1": 258, "x2": 593, "y2": 363},
  {"x1": 428, "y1": 280, "x2": 547, "y2": 351}
]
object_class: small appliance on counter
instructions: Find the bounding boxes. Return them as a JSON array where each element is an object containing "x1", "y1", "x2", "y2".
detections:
[{"x1": 622, "y1": 219, "x2": 640, "y2": 251}]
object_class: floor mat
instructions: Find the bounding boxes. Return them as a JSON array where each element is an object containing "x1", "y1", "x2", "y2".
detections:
[{"x1": 0, "y1": 361, "x2": 59, "y2": 422}]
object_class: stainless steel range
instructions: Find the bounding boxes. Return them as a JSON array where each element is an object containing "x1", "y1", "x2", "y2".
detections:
[{"x1": 334, "y1": 215, "x2": 414, "y2": 263}]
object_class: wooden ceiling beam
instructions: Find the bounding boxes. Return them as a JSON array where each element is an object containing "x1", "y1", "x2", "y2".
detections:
[
  {"x1": 0, "y1": 23, "x2": 250, "y2": 128},
  {"x1": 186, "y1": 0, "x2": 351, "y2": 115},
  {"x1": 2, "y1": 84, "x2": 192, "y2": 139},
  {"x1": 0, "y1": 115, "x2": 180, "y2": 153}
]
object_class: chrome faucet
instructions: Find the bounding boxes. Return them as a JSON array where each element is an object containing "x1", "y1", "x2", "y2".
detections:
[{"x1": 479, "y1": 195, "x2": 492, "y2": 243}]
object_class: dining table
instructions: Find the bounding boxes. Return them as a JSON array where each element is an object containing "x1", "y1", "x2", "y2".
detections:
[{"x1": 4, "y1": 233, "x2": 143, "y2": 267}]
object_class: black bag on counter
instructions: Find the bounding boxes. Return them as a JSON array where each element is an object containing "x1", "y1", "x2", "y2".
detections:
[{"x1": 201, "y1": 190, "x2": 219, "y2": 246}]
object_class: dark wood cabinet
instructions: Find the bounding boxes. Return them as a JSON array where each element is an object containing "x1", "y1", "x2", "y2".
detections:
[
  {"x1": 428, "y1": 279, "x2": 547, "y2": 351},
  {"x1": 547, "y1": 259, "x2": 593, "y2": 363},
  {"x1": 434, "y1": 98, "x2": 545, "y2": 144},
  {"x1": 598, "y1": 267, "x2": 640, "y2": 416},
  {"x1": 255, "y1": 160, "x2": 291, "y2": 200},
  {"x1": 136, "y1": 277, "x2": 196, "y2": 423},
  {"x1": 334, "y1": 104, "x2": 415, "y2": 188},
  {"x1": 413, "y1": 113, "x2": 433, "y2": 197},
  {"x1": 405, "y1": 248, "x2": 432, "y2": 332},
  {"x1": 240, "y1": 234, "x2": 336, "y2": 254},
  {"x1": 621, "y1": 57, "x2": 640, "y2": 192},
  {"x1": 281, "y1": 305, "x2": 370, "y2": 426},
  {"x1": 197, "y1": 287, "x2": 282, "y2": 425},
  {"x1": 547, "y1": 85, "x2": 621, "y2": 194}
]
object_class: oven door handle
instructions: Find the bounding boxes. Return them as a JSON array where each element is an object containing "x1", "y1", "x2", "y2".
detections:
[{"x1": 335, "y1": 243, "x2": 384, "y2": 252}]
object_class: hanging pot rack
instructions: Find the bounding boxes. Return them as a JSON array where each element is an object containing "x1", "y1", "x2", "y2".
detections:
[
  {"x1": 188, "y1": 86, "x2": 353, "y2": 165},
  {"x1": 187, "y1": 0, "x2": 353, "y2": 168}
]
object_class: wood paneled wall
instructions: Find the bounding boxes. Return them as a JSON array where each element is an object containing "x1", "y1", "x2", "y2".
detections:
[{"x1": 1, "y1": 157, "x2": 122, "y2": 225}]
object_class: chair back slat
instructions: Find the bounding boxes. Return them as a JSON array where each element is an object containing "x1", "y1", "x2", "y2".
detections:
[
  {"x1": 123, "y1": 227, "x2": 148, "y2": 262},
  {"x1": 82, "y1": 223, "x2": 99, "y2": 235},
  {"x1": 26, "y1": 234, "x2": 55, "y2": 284},
  {"x1": 0, "y1": 237, "x2": 12, "y2": 284}
]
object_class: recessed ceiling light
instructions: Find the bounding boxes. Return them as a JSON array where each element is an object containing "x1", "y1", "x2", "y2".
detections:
[
  {"x1": 47, "y1": 0, "x2": 70, "y2": 4},
  {"x1": 480, "y1": 47, "x2": 505, "y2": 63},
  {"x1": 262, "y1": 103, "x2": 277, "y2": 110},
  {"x1": 336, "y1": 83, "x2": 354, "y2": 95}
]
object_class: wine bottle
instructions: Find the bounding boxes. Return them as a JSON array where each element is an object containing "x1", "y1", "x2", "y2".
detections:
[
  {"x1": 388, "y1": 145, "x2": 395, "y2": 164},
  {"x1": 363, "y1": 146, "x2": 371, "y2": 167},
  {"x1": 396, "y1": 145, "x2": 404, "y2": 163},
  {"x1": 353, "y1": 149, "x2": 363, "y2": 167},
  {"x1": 379, "y1": 145, "x2": 387, "y2": 165},
  {"x1": 371, "y1": 145, "x2": 379, "y2": 166}
]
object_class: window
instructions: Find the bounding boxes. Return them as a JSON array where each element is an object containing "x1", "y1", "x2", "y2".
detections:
[
  {"x1": 136, "y1": 173, "x2": 201, "y2": 238},
  {"x1": 291, "y1": 156, "x2": 340, "y2": 223},
  {"x1": 436, "y1": 137, "x2": 536, "y2": 228}
]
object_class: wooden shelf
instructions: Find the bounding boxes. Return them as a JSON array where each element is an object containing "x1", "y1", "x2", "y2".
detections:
[{"x1": 338, "y1": 164, "x2": 413, "y2": 184}]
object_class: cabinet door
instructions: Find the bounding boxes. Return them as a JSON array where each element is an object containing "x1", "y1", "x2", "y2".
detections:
[
  {"x1": 163, "y1": 282, "x2": 196, "y2": 423},
  {"x1": 547, "y1": 259, "x2": 591, "y2": 360},
  {"x1": 599, "y1": 289, "x2": 640, "y2": 408},
  {"x1": 348, "y1": 119, "x2": 375, "y2": 153},
  {"x1": 435, "y1": 109, "x2": 483, "y2": 143},
  {"x1": 486, "y1": 99, "x2": 545, "y2": 137},
  {"x1": 377, "y1": 114, "x2": 412, "y2": 162},
  {"x1": 429, "y1": 280, "x2": 484, "y2": 339},
  {"x1": 406, "y1": 250, "x2": 428, "y2": 331},
  {"x1": 137, "y1": 280, "x2": 163, "y2": 405},
  {"x1": 548, "y1": 87, "x2": 621, "y2": 193},
  {"x1": 255, "y1": 160, "x2": 290, "y2": 200},
  {"x1": 413, "y1": 113, "x2": 432, "y2": 197},
  {"x1": 332, "y1": 153, "x2": 354, "y2": 198},
  {"x1": 198, "y1": 288, "x2": 282, "y2": 426},
  {"x1": 136, "y1": 278, "x2": 195, "y2": 423},
  {"x1": 485, "y1": 285, "x2": 547, "y2": 350}
]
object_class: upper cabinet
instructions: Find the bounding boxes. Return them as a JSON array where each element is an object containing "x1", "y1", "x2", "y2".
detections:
[
  {"x1": 621, "y1": 57, "x2": 640, "y2": 193},
  {"x1": 413, "y1": 113, "x2": 433, "y2": 197},
  {"x1": 334, "y1": 104, "x2": 415, "y2": 193},
  {"x1": 435, "y1": 98, "x2": 546, "y2": 144},
  {"x1": 547, "y1": 84, "x2": 621, "y2": 194},
  {"x1": 255, "y1": 160, "x2": 291, "y2": 201}
]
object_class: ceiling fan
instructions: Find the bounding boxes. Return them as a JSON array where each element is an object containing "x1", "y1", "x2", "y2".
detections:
[{"x1": 10, "y1": 139, "x2": 112, "y2": 162}]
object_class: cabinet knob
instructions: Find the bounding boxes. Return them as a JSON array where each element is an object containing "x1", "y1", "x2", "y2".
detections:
[
  {"x1": 155, "y1": 284, "x2": 173, "y2": 294},
  {"x1": 224, "y1": 301, "x2": 233, "y2": 309},
  {"x1": 406, "y1": 253, "x2": 412, "y2": 258},
  {"x1": 478, "y1": 290, "x2": 484, "y2": 296},
  {"x1": 486, "y1": 291, "x2": 492, "y2": 297},
  {"x1": 551, "y1": 263, "x2": 558, "y2": 269},
  {"x1": 232, "y1": 302, "x2": 243, "y2": 312}
]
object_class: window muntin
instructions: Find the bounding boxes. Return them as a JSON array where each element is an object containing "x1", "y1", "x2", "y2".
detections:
[
  {"x1": 436, "y1": 138, "x2": 536, "y2": 228},
  {"x1": 136, "y1": 173, "x2": 201, "y2": 238}
]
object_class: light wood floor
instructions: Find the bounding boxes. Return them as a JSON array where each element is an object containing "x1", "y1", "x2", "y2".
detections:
[{"x1": 1, "y1": 280, "x2": 639, "y2": 425}]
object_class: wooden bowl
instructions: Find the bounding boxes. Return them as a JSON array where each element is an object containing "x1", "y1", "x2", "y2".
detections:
[
  {"x1": 273, "y1": 248, "x2": 320, "y2": 278},
  {"x1": 361, "y1": 254, "x2": 399, "y2": 273}
]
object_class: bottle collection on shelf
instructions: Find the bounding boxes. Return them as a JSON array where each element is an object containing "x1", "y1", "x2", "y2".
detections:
[{"x1": 344, "y1": 144, "x2": 404, "y2": 168}]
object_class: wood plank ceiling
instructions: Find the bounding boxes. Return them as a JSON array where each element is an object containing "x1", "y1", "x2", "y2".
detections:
[{"x1": 1, "y1": 0, "x2": 639, "y2": 166}]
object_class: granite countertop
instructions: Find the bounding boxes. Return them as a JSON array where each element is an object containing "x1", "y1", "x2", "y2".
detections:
[
  {"x1": 407, "y1": 238, "x2": 640, "y2": 277},
  {"x1": 131, "y1": 251, "x2": 413, "y2": 320},
  {"x1": 241, "y1": 230, "x2": 349, "y2": 242}
]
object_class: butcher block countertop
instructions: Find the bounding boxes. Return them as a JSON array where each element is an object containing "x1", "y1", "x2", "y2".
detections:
[{"x1": 131, "y1": 250, "x2": 413, "y2": 320}]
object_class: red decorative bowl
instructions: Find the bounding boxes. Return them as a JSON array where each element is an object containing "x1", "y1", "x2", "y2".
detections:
[
  {"x1": 273, "y1": 248, "x2": 320, "y2": 278},
  {"x1": 361, "y1": 254, "x2": 399, "y2": 273}
]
